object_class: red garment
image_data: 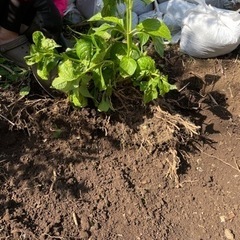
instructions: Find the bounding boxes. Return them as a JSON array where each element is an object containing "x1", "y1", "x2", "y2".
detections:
[
  {"x1": 53, "y1": 0, "x2": 67, "y2": 15},
  {"x1": 18, "y1": 0, "x2": 67, "y2": 15}
]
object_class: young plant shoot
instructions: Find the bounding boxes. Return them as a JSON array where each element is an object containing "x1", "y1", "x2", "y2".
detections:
[{"x1": 25, "y1": 0, "x2": 176, "y2": 112}]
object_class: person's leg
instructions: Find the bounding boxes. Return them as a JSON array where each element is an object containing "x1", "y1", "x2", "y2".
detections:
[
  {"x1": 0, "y1": 0, "x2": 63, "y2": 43},
  {"x1": 23, "y1": 0, "x2": 63, "y2": 42},
  {"x1": 0, "y1": 27, "x2": 18, "y2": 44},
  {"x1": 0, "y1": 0, "x2": 22, "y2": 44},
  {"x1": 0, "y1": 0, "x2": 64, "y2": 68}
]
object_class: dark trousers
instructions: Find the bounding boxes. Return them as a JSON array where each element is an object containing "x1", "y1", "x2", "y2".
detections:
[{"x1": 0, "y1": 0, "x2": 62, "y2": 41}]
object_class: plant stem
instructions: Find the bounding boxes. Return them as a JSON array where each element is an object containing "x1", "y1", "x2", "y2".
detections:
[{"x1": 125, "y1": 0, "x2": 133, "y2": 57}]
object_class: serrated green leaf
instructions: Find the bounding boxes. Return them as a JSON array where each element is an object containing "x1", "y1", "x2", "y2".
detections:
[
  {"x1": 144, "y1": 87, "x2": 158, "y2": 103},
  {"x1": 102, "y1": 16, "x2": 124, "y2": 27},
  {"x1": 70, "y1": 89, "x2": 88, "y2": 108},
  {"x1": 94, "y1": 30, "x2": 111, "y2": 40},
  {"x1": 52, "y1": 76, "x2": 69, "y2": 90},
  {"x1": 137, "y1": 56, "x2": 156, "y2": 72},
  {"x1": 90, "y1": 13, "x2": 124, "y2": 32},
  {"x1": 32, "y1": 31, "x2": 60, "y2": 51},
  {"x1": 92, "y1": 68, "x2": 107, "y2": 91},
  {"x1": 93, "y1": 23, "x2": 113, "y2": 32},
  {"x1": 92, "y1": 23, "x2": 114, "y2": 39},
  {"x1": 36, "y1": 54, "x2": 58, "y2": 80},
  {"x1": 25, "y1": 47, "x2": 41, "y2": 65},
  {"x1": 158, "y1": 75, "x2": 177, "y2": 96},
  {"x1": 109, "y1": 42, "x2": 127, "y2": 60},
  {"x1": 140, "y1": 77, "x2": 159, "y2": 103},
  {"x1": 19, "y1": 86, "x2": 30, "y2": 97},
  {"x1": 131, "y1": 48, "x2": 141, "y2": 60},
  {"x1": 89, "y1": 13, "x2": 124, "y2": 30},
  {"x1": 79, "y1": 85, "x2": 92, "y2": 98},
  {"x1": 152, "y1": 36, "x2": 164, "y2": 57},
  {"x1": 57, "y1": 59, "x2": 81, "y2": 82},
  {"x1": 137, "y1": 32, "x2": 150, "y2": 49},
  {"x1": 137, "y1": 19, "x2": 171, "y2": 40},
  {"x1": 93, "y1": 23, "x2": 111, "y2": 41},
  {"x1": 75, "y1": 38, "x2": 93, "y2": 62},
  {"x1": 120, "y1": 56, "x2": 137, "y2": 78},
  {"x1": 98, "y1": 95, "x2": 111, "y2": 112},
  {"x1": 79, "y1": 76, "x2": 93, "y2": 98},
  {"x1": 88, "y1": 12, "x2": 103, "y2": 21},
  {"x1": 91, "y1": 50, "x2": 105, "y2": 64},
  {"x1": 25, "y1": 31, "x2": 61, "y2": 68}
]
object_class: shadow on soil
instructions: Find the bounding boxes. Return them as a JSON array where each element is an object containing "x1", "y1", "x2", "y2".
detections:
[
  {"x1": 165, "y1": 72, "x2": 232, "y2": 175},
  {"x1": 0, "y1": 88, "x2": 152, "y2": 218},
  {"x1": 0, "y1": 69, "x2": 233, "y2": 217}
]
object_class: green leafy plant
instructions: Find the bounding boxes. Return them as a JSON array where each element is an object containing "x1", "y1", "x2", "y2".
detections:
[
  {"x1": 25, "y1": 0, "x2": 176, "y2": 112},
  {"x1": 0, "y1": 57, "x2": 30, "y2": 97},
  {"x1": 0, "y1": 57, "x2": 29, "y2": 89}
]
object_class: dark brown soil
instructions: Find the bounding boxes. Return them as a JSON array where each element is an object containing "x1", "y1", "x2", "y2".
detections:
[{"x1": 0, "y1": 46, "x2": 240, "y2": 240}]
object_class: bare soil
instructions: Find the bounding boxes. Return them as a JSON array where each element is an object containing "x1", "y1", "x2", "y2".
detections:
[{"x1": 0, "y1": 45, "x2": 240, "y2": 240}]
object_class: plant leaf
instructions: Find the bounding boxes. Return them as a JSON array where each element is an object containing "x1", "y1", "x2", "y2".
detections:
[
  {"x1": 109, "y1": 42, "x2": 127, "y2": 61},
  {"x1": 93, "y1": 68, "x2": 107, "y2": 91},
  {"x1": 79, "y1": 76, "x2": 93, "y2": 98},
  {"x1": 137, "y1": 19, "x2": 171, "y2": 40},
  {"x1": 52, "y1": 76, "x2": 70, "y2": 90},
  {"x1": 98, "y1": 94, "x2": 111, "y2": 112},
  {"x1": 158, "y1": 75, "x2": 177, "y2": 96},
  {"x1": 92, "y1": 23, "x2": 114, "y2": 36},
  {"x1": 32, "y1": 31, "x2": 60, "y2": 51},
  {"x1": 75, "y1": 38, "x2": 93, "y2": 63},
  {"x1": 120, "y1": 56, "x2": 137, "y2": 78},
  {"x1": 137, "y1": 56, "x2": 156, "y2": 72},
  {"x1": 19, "y1": 86, "x2": 30, "y2": 97},
  {"x1": 137, "y1": 32, "x2": 150, "y2": 49},
  {"x1": 57, "y1": 59, "x2": 81, "y2": 82},
  {"x1": 70, "y1": 89, "x2": 88, "y2": 108},
  {"x1": 152, "y1": 36, "x2": 164, "y2": 57}
]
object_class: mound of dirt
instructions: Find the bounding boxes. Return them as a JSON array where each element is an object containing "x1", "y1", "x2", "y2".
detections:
[{"x1": 0, "y1": 46, "x2": 240, "y2": 239}]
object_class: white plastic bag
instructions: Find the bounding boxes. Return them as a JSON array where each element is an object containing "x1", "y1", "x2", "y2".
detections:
[
  {"x1": 138, "y1": 10, "x2": 163, "y2": 23},
  {"x1": 185, "y1": 0, "x2": 237, "y2": 9},
  {"x1": 132, "y1": 11, "x2": 139, "y2": 28},
  {"x1": 158, "y1": 0, "x2": 197, "y2": 42},
  {"x1": 76, "y1": 0, "x2": 103, "y2": 19},
  {"x1": 157, "y1": 0, "x2": 169, "y2": 3},
  {"x1": 133, "y1": 0, "x2": 153, "y2": 15},
  {"x1": 180, "y1": 0, "x2": 240, "y2": 58},
  {"x1": 158, "y1": 0, "x2": 197, "y2": 25},
  {"x1": 115, "y1": 4, "x2": 139, "y2": 28}
]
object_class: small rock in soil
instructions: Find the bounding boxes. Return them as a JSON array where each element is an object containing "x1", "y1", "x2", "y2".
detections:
[
  {"x1": 81, "y1": 215, "x2": 90, "y2": 231},
  {"x1": 224, "y1": 229, "x2": 235, "y2": 240},
  {"x1": 90, "y1": 222, "x2": 100, "y2": 231},
  {"x1": 79, "y1": 230, "x2": 90, "y2": 239}
]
